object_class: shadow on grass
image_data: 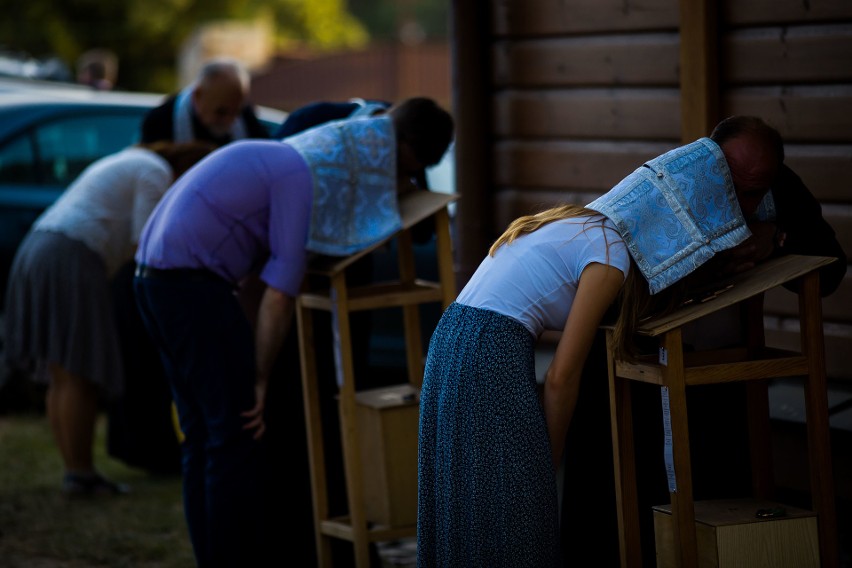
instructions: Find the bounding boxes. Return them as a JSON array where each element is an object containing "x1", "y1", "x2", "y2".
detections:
[{"x1": 0, "y1": 412, "x2": 194, "y2": 567}]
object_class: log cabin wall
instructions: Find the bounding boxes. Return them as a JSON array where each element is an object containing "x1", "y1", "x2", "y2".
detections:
[{"x1": 451, "y1": 0, "x2": 852, "y2": 381}]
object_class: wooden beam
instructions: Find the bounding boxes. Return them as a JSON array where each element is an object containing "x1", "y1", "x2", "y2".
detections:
[
  {"x1": 679, "y1": 0, "x2": 719, "y2": 141},
  {"x1": 452, "y1": 0, "x2": 494, "y2": 286}
]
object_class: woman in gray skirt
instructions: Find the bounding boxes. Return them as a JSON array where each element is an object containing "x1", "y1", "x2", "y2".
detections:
[
  {"x1": 416, "y1": 131, "x2": 781, "y2": 566},
  {"x1": 4, "y1": 141, "x2": 212, "y2": 496}
]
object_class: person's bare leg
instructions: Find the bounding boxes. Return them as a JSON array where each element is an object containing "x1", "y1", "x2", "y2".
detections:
[{"x1": 47, "y1": 363, "x2": 98, "y2": 474}]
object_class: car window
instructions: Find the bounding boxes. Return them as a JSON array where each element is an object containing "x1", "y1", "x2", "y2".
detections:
[
  {"x1": 33, "y1": 113, "x2": 144, "y2": 185},
  {"x1": 0, "y1": 134, "x2": 36, "y2": 184}
]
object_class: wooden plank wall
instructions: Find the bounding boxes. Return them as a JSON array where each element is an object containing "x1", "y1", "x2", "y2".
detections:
[
  {"x1": 721, "y1": 2, "x2": 852, "y2": 382},
  {"x1": 481, "y1": 0, "x2": 851, "y2": 381}
]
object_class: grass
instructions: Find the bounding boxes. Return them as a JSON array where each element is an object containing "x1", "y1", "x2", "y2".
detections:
[{"x1": 0, "y1": 411, "x2": 194, "y2": 568}]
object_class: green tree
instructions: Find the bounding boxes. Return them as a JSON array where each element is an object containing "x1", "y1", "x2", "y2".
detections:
[{"x1": 0, "y1": 0, "x2": 368, "y2": 92}]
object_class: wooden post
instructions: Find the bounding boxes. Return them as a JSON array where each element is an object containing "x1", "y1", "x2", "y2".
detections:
[
  {"x1": 679, "y1": 0, "x2": 719, "y2": 141},
  {"x1": 451, "y1": 0, "x2": 493, "y2": 285}
]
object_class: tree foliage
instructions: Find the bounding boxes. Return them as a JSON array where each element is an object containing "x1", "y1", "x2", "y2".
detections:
[{"x1": 0, "y1": 0, "x2": 369, "y2": 92}]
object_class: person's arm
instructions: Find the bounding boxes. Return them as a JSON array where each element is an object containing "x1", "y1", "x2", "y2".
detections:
[
  {"x1": 711, "y1": 165, "x2": 846, "y2": 295},
  {"x1": 240, "y1": 286, "x2": 295, "y2": 439},
  {"x1": 772, "y1": 165, "x2": 846, "y2": 295},
  {"x1": 543, "y1": 262, "x2": 625, "y2": 469}
]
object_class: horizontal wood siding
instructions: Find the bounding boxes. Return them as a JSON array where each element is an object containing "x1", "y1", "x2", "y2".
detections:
[
  {"x1": 724, "y1": 1, "x2": 852, "y2": 26},
  {"x1": 784, "y1": 145, "x2": 852, "y2": 202},
  {"x1": 493, "y1": 89, "x2": 681, "y2": 139},
  {"x1": 723, "y1": 86, "x2": 852, "y2": 143},
  {"x1": 723, "y1": 24, "x2": 852, "y2": 85},
  {"x1": 493, "y1": 0, "x2": 678, "y2": 36},
  {"x1": 492, "y1": 33, "x2": 679, "y2": 87},
  {"x1": 481, "y1": 0, "x2": 851, "y2": 379},
  {"x1": 720, "y1": 3, "x2": 852, "y2": 381}
]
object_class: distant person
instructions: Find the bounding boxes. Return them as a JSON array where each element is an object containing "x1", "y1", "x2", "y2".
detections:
[
  {"x1": 133, "y1": 97, "x2": 453, "y2": 567},
  {"x1": 141, "y1": 57, "x2": 269, "y2": 147},
  {"x1": 76, "y1": 49, "x2": 118, "y2": 91},
  {"x1": 118, "y1": 57, "x2": 268, "y2": 473},
  {"x1": 4, "y1": 141, "x2": 214, "y2": 497}
]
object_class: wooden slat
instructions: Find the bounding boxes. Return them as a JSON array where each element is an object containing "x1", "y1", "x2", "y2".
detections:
[
  {"x1": 494, "y1": 139, "x2": 674, "y2": 189},
  {"x1": 492, "y1": 33, "x2": 679, "y2": 87},
  {"x1": 493, "y1": 0, "x2": 678, "y2": 37},
  {"x1": 784, "y1": 144, "x2": 852, "y2": 202},
  {"x1": 636, "y1": 255, "x2": 837, "y2": 337},
  {"x1": 723, "y1": 24, "x2": 852, "y2": 84},
  {"x1": 306, "y1": 191, "x2": 457, "y2": 276},
  {"x1": 724, "y1": 0, "x2": 852, "y2": 26},
  {"x1": 723, "y1": 85, "x2": 852, "y2": 143},
  {"x1": 494, "y1": 89, "x2": 681, "y2": 139}
]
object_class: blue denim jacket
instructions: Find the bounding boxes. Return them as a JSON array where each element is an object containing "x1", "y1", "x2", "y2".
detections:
[
  {"x1": 587, "y1": 137, "x2": 751, "y2": 294},
  {"x1": 287, "y1": 115, "x2": 401, "y2": 257}
]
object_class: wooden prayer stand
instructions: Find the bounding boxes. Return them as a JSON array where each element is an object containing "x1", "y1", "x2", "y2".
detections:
[
  {"x1": 605, "y1": 254, "x2": 839, "y2": 567},
  {"x1": 296, "y1": 190, "x2": 458, "y2": 567}
]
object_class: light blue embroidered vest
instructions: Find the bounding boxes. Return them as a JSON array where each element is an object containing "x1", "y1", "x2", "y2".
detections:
[
  {"x1": 587, "y1": 137, "x2": 751, "y2": 294},
  {"x1": 286, "y1": 115, "x2": 402, "y2": 257}
]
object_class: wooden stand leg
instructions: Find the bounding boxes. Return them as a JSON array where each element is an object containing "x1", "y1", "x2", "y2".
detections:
[
  {"x1": 297, "y1": 299, "x2": 335, "y2": 567},
  {"x1": 661, "y1": 329, "x2": 699, "y2": 568},
  {"x1": 799, "y1": 273, "x2": 838, "y2": 568},
  {"x1": 606, "y1": 331, "x2": 642, "y2": 568},
  {"x1": 329, "y1": 274, "x2": 373, "y2": 567}
]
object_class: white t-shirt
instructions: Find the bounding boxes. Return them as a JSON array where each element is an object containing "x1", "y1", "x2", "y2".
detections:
[
  {"x1": 35, "y1": 147, "x2": 173, "y2": 277},
  {"x1": 457, "y1": 215, "x2": 631, "y2": 337}
]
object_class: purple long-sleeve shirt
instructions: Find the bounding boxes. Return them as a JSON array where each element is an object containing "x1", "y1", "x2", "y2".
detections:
[{"x1": 136, "y1": 140, "x2": 313, "y2": 297}]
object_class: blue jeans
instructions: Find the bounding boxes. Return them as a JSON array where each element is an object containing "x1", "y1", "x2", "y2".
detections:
[{"x1": 134, "y1": 272, "x2": 265, "y2": 567}]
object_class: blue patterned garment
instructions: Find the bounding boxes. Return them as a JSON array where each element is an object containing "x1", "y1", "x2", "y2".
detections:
[
  {"x1": 587, "y1": 137, "x2": 751, "y2": 294},
  {"x1": 418, "y1": 303, "x2": 562, "y2": 568},
  {"x1": 286, "y1": 115, "x2": 402, "y2": 256}
]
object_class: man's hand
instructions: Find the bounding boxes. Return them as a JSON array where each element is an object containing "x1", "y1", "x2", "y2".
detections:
[
  {"x1": 717, "y1": 221, "x2": 784, "y2": 275},
  {"x1": 241, "y1": 381, "x2": 267, "y2": 440}
]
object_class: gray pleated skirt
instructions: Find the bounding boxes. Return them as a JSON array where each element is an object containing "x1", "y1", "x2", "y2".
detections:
[
  {"x1": 417, "y1": 302, "x2": 561, "y2": 568},
  {"x1": 4, "y1": 230, "x2": 124, "y2": 397}
]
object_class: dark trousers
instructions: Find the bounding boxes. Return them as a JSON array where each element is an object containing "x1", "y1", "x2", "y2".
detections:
[{"x1": 134, "y1": 273, "x2": 266, "y2": 568}]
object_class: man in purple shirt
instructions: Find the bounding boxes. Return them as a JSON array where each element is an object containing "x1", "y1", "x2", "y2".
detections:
[{"x1": 133, "y1": 97, "x2": 453, "y2": 567}]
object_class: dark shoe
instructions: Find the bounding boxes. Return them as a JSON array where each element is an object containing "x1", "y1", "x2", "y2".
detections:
[{"x1": 62, "y1": 472, "x2": 130, "y2": 497}]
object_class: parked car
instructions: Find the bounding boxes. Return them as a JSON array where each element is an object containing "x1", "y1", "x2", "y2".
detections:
[{"x1": 0, "y1": 76, "x2": 286, "y2": 306}]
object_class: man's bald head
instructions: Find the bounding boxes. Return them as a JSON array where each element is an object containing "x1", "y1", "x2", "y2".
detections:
[
  {"x1": 192, "y1": 58, "x2": 251, "y2": 137},
  {"x1": 711, "y1": 116, "x2": 783, "y2": 217}
]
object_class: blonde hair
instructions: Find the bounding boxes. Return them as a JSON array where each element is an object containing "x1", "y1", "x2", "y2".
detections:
[
  {"x1": 489, "y1": 204, "x2": 598, "y2": 256},
  {"x1": 490, "y1": 203, "x2": 688, "y2": 361},
  {"x1": 612, "y1": 260, "x2": 688, "y2": 360}
]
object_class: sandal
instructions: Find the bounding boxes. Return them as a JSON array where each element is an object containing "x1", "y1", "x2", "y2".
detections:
[{"x1": 62, "y1": 472, "x2": 130, "y2": 497}]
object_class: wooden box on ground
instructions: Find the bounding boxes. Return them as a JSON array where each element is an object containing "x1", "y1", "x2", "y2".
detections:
[
  {"x1": 355, "y1": 383, "x2": 420, "y2": 527},
  {"x1": 653, "y1": 498, "x2": 819, "y2": 567}
]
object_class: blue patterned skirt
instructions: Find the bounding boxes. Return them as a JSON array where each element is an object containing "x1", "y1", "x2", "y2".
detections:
[{"x1": 417, "y1": 302, "x2": 561, "y2": 567}]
